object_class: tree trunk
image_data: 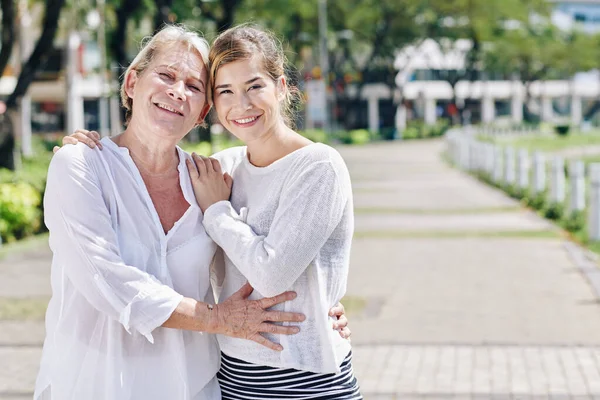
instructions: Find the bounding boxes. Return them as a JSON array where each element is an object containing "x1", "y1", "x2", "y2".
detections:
[
  {"x1": 6, "y1": 0, "x2": 65, "y2": 109},
  {"x1": 0, "y1": 0, "x2": 16, "y2": 169},
  {"x1": 0, "y1": 0, "x2": 15, "y2": 79}
]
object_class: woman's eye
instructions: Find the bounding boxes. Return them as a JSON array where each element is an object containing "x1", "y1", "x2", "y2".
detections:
[
  {"x1": 188, "y1": 85, "x2": 201, "y2": 92},
  {"x1": 159, "y1": 72, "x2": 174, "y2": 80},
  {"x1": 219, "y1": 90, "x2": 232, "y2": 95},
  {"x1": 248, "y1": 85, "x2": 261, "y2": 91}
]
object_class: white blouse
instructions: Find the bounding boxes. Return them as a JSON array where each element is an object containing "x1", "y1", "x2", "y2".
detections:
[
  {"x1": 207, "y1": 143, "x2": 354, "y2": 374},
  {"x1": 35, "y1": 138, "x2": 221, "y2": 400}
]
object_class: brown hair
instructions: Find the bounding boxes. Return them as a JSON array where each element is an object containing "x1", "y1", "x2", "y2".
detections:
[
  {"x1": 120, "y1": 24, "x2": 210, "y2": 124},
  {"x1": 208, "y1": 24, "x2": 303, "y2": 128}
]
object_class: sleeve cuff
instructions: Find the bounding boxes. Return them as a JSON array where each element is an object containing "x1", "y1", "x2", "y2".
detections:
[{"x1": 120, "y1": 286, "x2": 184, "y2": 343}]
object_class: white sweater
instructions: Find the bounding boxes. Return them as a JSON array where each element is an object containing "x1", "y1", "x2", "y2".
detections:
[{"x1": 205, "y1": 143, "x2": 354, "y2": 374}]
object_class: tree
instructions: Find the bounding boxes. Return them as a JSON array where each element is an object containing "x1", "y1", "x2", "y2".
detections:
[
  {"x1": 0, "y1": 0, "x2": 65, "y2": 170},
  {"x1": 0, "y1": 0, "x2": 15, "y2": 169}
]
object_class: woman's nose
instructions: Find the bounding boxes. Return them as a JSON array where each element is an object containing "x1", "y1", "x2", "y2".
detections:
[{"x1": 167, "y1": 80, "x2": 187, "y2": 101}]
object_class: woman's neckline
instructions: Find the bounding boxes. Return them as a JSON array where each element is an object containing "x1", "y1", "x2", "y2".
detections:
[{"x1": 242, "y1": 142, "x2": 321, "y2": 174}]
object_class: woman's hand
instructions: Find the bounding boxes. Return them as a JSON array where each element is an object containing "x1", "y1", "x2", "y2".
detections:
[
  {"x1": 214, "y1": 282, "x2": 305, "y2": 351},
  {"x1": 186, "y1": 152, "x2": 233, "y2": 213},
  {"x1": 330, "y1": 302, "x2": 351, "y2": 341},
  {"x1": 53, "y1": 129, "x2": 103, "y2": 153}
]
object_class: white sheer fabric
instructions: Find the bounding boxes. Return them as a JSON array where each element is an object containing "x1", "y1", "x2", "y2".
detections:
[{"x1": 35, "y1": 138, "x2": 221, "y2": 399}]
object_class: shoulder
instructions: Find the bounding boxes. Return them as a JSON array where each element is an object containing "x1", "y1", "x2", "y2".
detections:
[
  {"x1": 295, "y1": 143, "x2": 350, "y2": 179},
  {"x1": 50, "y1": 143, "x2": 103, "y2": 176},
  {"x1": 210, "y1": 146, "x2": 246, "y2": 173}
]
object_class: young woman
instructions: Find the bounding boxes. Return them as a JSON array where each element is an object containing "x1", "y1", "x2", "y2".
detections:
[{"x1": 188, "y1": 25, "x2": 362, "y2": 399}]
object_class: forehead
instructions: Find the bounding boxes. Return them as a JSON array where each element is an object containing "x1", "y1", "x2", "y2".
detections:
[
  {"x1": 153, "y1": 45, "x2": 207, "y2": 78},
  {"x1": 214, "y1": 55, "x2": 267, "y2": 83}
]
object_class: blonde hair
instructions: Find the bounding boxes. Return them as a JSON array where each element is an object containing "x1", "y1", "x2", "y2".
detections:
[
  {"x1": 120, "y1": 24, "x2": 210, "y2": 124},
  {"x1": 208, "y1": 24, "x2": 303, "y2": 128}
]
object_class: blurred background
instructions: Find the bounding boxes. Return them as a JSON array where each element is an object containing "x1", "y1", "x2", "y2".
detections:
[{"x1": 7, "y1": 1, "x2": 600, "y2": 398}]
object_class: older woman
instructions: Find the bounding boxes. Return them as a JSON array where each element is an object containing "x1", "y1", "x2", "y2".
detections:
[{"x1": 36, "y1": 25, "x2": 314, "y2": 400}]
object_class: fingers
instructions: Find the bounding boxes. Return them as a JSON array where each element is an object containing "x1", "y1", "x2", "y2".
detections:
[
  {"x1": 333, "y1": 314, "x2": 348, "y2": 330},
  {"x1": 259, "y1": 322, "x2": 300, "y2": 335},
  {"x1": 62, "y1": 136, "x2": 79, "y2": 146},
  {"x1": 224, "y1": 172, "x2": 233, "y2": 190},
  {"x1": 258, "y1": 291, "x2": 298, "y2": 309},
  {"x1": 250, "y1": 333, "x2": 283, "y2": 352},
  {"x1": 209, "y1": 158, "x2": 222, "y2": 174},
  {"x1": 263, "y1": 310, "x2": 305, "y2": 323},
  {"x1": 53, "y1": 146, "x2": 60, "y2": 154},
  {"x1": 192, "y1": 152, "x2": 208, "y2": 176},
  {"x1": 231, "y1": 281, "x2": 254, "y2": 300},
  {"x1": 186, "y1": 159, "x2": 199, "y2": 181},
  {"x1": 338, "y1": 326, "x2": 351, "y2": 340},
  {"x1": 66, "y1": 129, "x2": 102, "y2": 149},
  {"x1": 329, "y1": 302, "x2": 345, "y2": 318}
]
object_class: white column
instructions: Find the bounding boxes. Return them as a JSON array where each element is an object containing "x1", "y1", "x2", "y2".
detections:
[
  {"x1": 109, "y1": 94, "x2": 122, "y2": 135},
  {"x1": 395, "y1": 103, "x2": 407, "y2": 133},
  {"x1": 550, "y1": 156, "x2": 565, "y2": 204},
  {"x1": 541, "y1": 95, "x2": 554, "y2": 122},
  {"x1": 569, "y1": 160, "x2": 585, "y2": 213},
  {"x1": 504, "y1": 147, "x2": 516, "y2": 184},
  {"x1": 517, "y1": 149, "x2": 529, "y2": 189},
  {"x1": 367, "y1": 96, "x2": 379, "y2": 133},
  {"x1": 424, "y1": 97, "x2": 437, "y2": 126},
  {"x1": 589, "y1": 163, "x2": 600, "y2": 240},
  {"x1": 493, "y1": 146, "x2": 503, "y2": 183},
  {"x1": 571, "y1": 95, "x2": 582, "y2": 127},
  {"x1": 66, "y1": 31, "x2": 85, "y2": 135},
  {"x1": 482, "y1": 95, "x2": 495, "y2": 124},
  {"x1": 511, "y1": 89, "x2": 523, "y2": 124},
  {"x1": 532, "y1": 151, "x2": 546, "y2": 195}
]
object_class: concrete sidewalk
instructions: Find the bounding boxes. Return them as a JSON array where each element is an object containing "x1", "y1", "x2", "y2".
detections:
[
  {"x1": 2, "y1": 138, "x2": 600, "y2": 399},
  {"x1": 341, "y1": 139, "x2": 600, "y2": 399}
]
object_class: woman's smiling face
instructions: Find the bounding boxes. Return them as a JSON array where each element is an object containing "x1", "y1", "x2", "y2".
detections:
[
  {"x1": 212, "y1": 54, "x2": 285, "y2": 143},
  {"x1": 125, "y1": 44, "x2": 210, "y2": 141}
]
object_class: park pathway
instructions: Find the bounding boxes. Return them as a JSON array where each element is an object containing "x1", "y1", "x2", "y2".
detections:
[
  {"x1": 3, "y1": 137, "x2": 600, "y2": 399},
  {"x1": 341, "y1": 138, "x2": 600, "y2": 399}
]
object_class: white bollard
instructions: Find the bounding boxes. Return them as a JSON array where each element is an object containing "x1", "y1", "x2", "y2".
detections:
[
  {"x1": 549, "y1": 156, "x2": 566, "y2": 204},
  {"x1": 504, "y1": 147, "x2": 516, "y2": 184},
  {"x1": 531, "y1": 151, "x2": 546, "y2": 195},
  {"x1": 486, "y1": 144, "x2": 495, "y2": 174},
  {"x1": 517, "y1": 149, "x2": 529, "y2": 189},
  {"x1": 569, "y1": 160, "x2": 585, "y2": 213},
  {"x1": 493, "y1": 146, "x2": 503, "y2": 183},
  {"x1": 589, "y1": 163, "x2": 600, "y2": 241}
]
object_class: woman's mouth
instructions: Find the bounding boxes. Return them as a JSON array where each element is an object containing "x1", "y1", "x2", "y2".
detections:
[
  {"x1": 155, "y1": 102, "x2": 183, "y2": 116},
  {"x1": 232, "y1": 115, "x2": 261, "y2": 127}
]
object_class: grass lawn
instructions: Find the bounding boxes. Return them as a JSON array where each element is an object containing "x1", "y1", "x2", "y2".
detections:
[{"x1": 483, "y1": 131, "x2": 600, "y2": 152}]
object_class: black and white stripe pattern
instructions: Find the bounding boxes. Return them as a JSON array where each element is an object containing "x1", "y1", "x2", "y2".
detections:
[{"x1": 217, "y1": 351, "x2": 363, "y2": 399}]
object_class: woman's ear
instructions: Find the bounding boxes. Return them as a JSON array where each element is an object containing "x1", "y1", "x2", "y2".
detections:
[
  {"x1": 277, "y1": 76, "x2": 287, "y2": 101},
  {"x1": 124, "y1": 70, "x2": 139, "y2": 100},
  {"x1": 197, "y1": 103, "x2": 212, "y2": 125}
]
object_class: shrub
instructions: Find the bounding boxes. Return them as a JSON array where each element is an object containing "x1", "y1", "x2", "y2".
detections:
[
  {"x1": 554, "y1": 124, "x2": 570, "y2": 136},
  {"x1": 300, "y1": 129, "x2": 329, "y2": 144},
  {"x1": 0, "y1": 182, "x2": 42, "y2": 243},
  {"x1": 525, "y1": 192, "x2": 546, "y2": 211},
  {"x1": 544, "y1": 202, "x2": 564, "y2": 220},
  {"x1": 564, "y1": 210, "x2": 586, "y2": 233}
]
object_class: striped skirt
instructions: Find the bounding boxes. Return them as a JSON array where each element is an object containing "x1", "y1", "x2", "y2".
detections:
[{"x1": 217, "y1": 351, "x2": 363, "y2": 399}]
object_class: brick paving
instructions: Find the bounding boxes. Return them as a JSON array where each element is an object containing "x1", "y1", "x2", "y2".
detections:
[{"x1": 3, "y1": 138, "x2": 600, "y2": 399}]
